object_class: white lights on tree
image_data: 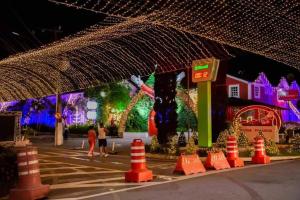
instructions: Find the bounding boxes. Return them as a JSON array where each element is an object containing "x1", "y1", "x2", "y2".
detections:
[
  {"x1": 100, "y1": 91, "x2": 106, "y2": 98},
  {"x1": 87, "y1": 101, "x2": 97, "y2": 110},
  {"x1": 87, "y1": 111, "x2": 97, "y2": 120}
]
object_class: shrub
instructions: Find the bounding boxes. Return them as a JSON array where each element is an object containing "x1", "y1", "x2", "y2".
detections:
[
  {"x1": 150, "y1": 135, "x2": 160, "y2": 153},
  {"x1": 292, "y1": 137, "x2": 300, "y2": 153},
  {"x1": 69, "y1": 124, "x2": 90, "y2": 134}
]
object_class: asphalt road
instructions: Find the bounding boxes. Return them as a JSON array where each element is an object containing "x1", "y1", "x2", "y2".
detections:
[
  {"x1": 93, "y1": 160, "x2": 300, "y2": 200},
  {"x1": 3, "y1": 137, "x2": 300, "y2": 200},
  {"x1": 34, "y1": 144, "x2": 300, "y2": 200}
]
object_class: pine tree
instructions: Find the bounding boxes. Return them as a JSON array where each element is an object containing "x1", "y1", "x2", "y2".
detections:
[
  {"x1": 186, "y1": 137, "x2": 198, "y2": 154},
  {"x1": 266, "y1": 139, "x2": 279, "y2": 156},
  {"x1": 228, "y1": 125, "x2": 236, "y2": 136},
  {"x1": 257, "y1": 130, "x2": 269, "y2": 146},
  {"x1": 150, "y1": 135, "x2": 160, "y2": 153},
  {"x1": 216, "y1": 129, "x2": 229, "y2": 148},
  {"x1": 237, "y1": 131, "x2": 249, "y2": 147},
  {"x1": 167, "y1": 135, "x2": 179, "y2": 155}
]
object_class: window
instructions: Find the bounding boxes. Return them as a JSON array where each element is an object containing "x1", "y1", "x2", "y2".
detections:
[
  {"x1": 254, "y1": 86, "x2": 260, "y2": 98},
  {"x1": 229, "y1": 85, "x2": 240, "y2": 98}
]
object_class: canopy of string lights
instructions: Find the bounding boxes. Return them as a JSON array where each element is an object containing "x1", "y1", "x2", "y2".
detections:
[{"x1": 1, "y1": 0, "x2": 299, "y2": 101}]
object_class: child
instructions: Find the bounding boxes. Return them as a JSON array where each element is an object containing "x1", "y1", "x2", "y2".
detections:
[
  {"x1": 98, "y1": 122, "x2": 109, "y2": 157},
  {"x1": 87, "y1": 125, "x2": 96, "y2": 157}
]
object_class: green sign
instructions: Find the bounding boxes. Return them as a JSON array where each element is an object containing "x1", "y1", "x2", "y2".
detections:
[{"x1": 194, "y1": 64, "x2": 208, "y2": 71}]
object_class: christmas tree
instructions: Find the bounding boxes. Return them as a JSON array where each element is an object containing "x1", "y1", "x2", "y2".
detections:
[
  {"x1": 266, "y1": 139, "x2": 279, "y2": 156},
  {"x1": 237, "y1": 131, "x2": 249, "y2": 147},
  {"x1": 216, "y1": 129, "x2": 229, "y2": 148},
  {"x1": 150, "y1": 135, "x2": 160, "y2": 153},
  {"x1": 167, "y1": 135, "x2": 179, "y2": 155},
  {"x1": 257, "y1": 130, "x2": 269, "y2": 146},
  {"x1": 186, "y1": 137, "x2": 198, "y2": 155}
]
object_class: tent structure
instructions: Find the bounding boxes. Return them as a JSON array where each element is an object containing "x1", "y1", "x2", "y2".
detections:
[{"x1": 1, "y1": 0, "x2": 300, "y2": 101}]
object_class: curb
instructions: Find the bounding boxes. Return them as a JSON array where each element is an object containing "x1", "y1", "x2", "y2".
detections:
[{"x1": 146, "y1": 153, "x2": 300, "y2": 162}]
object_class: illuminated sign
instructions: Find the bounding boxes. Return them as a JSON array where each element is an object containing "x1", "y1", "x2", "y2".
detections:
[
  {"x1": 87, "y1": 101, "x2": 97, "y2": 110},
  {"x1": 194, "y1": 64, "x2": 208, "y2": 70},
  {"x1": 87, "y1": 111, "x2": 97, "y2": 120},
  {"x1": 192, "y1": 58, "x2": 220, "y2": 82},
  {"x1": 278, "y1": 89, "x2": 299, "y2": 101}
]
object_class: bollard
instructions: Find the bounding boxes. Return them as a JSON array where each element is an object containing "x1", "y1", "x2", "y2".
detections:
[
  {"x1": 226, "y1": 136, "x2": 244, "y2": 167},
  {"x1": 10, "y1": 146, "x2": 49, "y2": 200},
  {"x1": 252, "y1": 136, "x2": 270, "y2": 164},
  {"x1": 81, "y1": 140, "x2": 85, "y2": 149},
  {"x1": 125, "y1": 139, "x2": 153, "y2": 182}
]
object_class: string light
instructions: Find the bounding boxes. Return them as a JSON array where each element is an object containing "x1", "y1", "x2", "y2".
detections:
[
  {"x1": 0, "y1": 9, "x2": 231, "y2": 101},
  {"x1": 9, "y1": 0, "x2": 300, "y2": 101}
]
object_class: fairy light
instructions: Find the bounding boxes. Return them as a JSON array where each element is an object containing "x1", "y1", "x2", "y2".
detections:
[{"x1": 0, "y1": 0, "x2": 255, "y2": 101}]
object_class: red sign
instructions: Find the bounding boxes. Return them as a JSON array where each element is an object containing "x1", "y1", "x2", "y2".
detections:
[
  {"x1": 278, "y1": 90, "x2": 299, "y2": 101},
  {"x1": 194, "y1": 71, "x2": 209, "y2": 79}
]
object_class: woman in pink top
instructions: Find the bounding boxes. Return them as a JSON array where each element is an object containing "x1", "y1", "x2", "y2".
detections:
[{"x1": 87, "y1": 125, "x2": 96, "y2": 157}]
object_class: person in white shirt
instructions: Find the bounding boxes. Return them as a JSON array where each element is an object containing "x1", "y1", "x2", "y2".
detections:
[{"x1": 98, "y1": 122, "x2": 108, "y2": 157}]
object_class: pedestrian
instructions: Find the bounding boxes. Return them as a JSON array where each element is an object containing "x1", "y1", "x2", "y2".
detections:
[
  {"x1": 98, "y1": 122, "x2": 109, "y2": 157},
  {"x1": 87, "y1": 125, "x2": 96, "y2": 157}
]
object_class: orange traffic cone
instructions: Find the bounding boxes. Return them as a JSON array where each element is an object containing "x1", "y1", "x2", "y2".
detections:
[
  {"x1": 125, "y1": 139, "x2": 153, "y2": 182},
  {"x1": 226, "y1": 136, "x2": 244, "y2": 167},
  {"x1": 252, "y1": 136, "x2": 270, "y2": 164},
  {"x1": 10, "y1": 146, "x2": 49, "y2": 200}
]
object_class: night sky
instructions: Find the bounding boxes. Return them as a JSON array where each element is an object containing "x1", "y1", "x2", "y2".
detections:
[{"x1": 0, "y1": 0, "x2": 299, "y2": 87}]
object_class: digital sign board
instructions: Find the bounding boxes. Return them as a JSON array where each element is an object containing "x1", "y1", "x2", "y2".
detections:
[{"x1": 192, "y1": 58, "x2": 220, "y2": 82}]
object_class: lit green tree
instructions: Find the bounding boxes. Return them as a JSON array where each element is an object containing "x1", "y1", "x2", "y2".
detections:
[
  {"x1": 167, "y1": 135, "x2": 179, "y2": 155},
  {"x1": 216, "y1": 129, "x2": 229, "y2": 148},
  {"x1": 237, "y1": 131, "x2": 249, "y2": 147},
  {"x1": 150, "y1": 135, "x2": 160, "y2": 153},
  {"x1": 185, "y1": 137, "x2": 198, "y2": 154}
]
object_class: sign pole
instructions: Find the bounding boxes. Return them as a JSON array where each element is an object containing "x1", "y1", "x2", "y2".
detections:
[
  {"x1": 197, "y1": 81, "x2": 212, "y2": 147},
  {"x1": 55, "y1": 93, "x2": 63, "y2": 146},
  {"x1": 191, "y1": 58, "x2": 219, "y2": 148}
]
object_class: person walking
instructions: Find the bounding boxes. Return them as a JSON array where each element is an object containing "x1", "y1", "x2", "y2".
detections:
[
  {"x1": 98, "y1": 122, "x2": 109, "y2": 157},
  {"x1": 87, "y1": 125, "x2": 96, "y2": 157}
]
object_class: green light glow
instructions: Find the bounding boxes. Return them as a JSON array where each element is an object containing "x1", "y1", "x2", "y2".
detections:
[{"x1": 194, "y1": 64, "x2": 208, "y2": 70}]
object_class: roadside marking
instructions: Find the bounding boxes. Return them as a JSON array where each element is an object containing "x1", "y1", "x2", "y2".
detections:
[
  {"x1": 40, "y1": 166, "x2": 91, "y2": 171},
  {"x1": 51, "y1": 160, "x2": 295, "y2": 200},
  {"x1": 41, "y1": 170, "x2": 125, "y2": 178},
  {"x1": 51, "y1": 182, "x2": 147, "y2": 189},
  {"x1": 40, "y1": 158, "x2": 123, "y2": 172},
  {"x1": 51, "y1": 177, "x2": 125, "y2": 188},
  {"x1": 111, "y1": 162, "x2": 124, "y2": 165}
]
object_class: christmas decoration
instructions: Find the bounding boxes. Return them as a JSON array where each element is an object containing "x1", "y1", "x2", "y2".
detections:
[
  {"x1": 51, "y1": 0, "x2": 300, "y2": 70},
  {"x1": 237, "y1": 132, "x2": 249, "y2": 147},
  {"x1": 150, "y1": 135, "x2": 160, "y2": 153},
  {"x1": 185, "y1": 137, "x2": 198, "y2": 155},
  {"x1": 266, "y1": 139, "x2": 280, "y2": 156},
  {"x1": 167, "y1": 135, "x2": 179, "y2": 155},
  {"x1": 216, "y1": 129, "x2": 229, "y2": 148}
]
